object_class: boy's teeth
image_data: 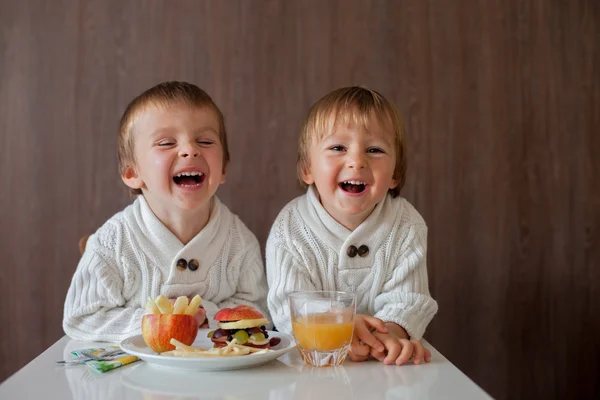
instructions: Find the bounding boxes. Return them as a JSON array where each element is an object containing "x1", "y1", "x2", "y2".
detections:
[
  {"x1": 175, "y1": 172, "x2": 203, "y2": 177},
  {"x1": 343, "y1": 180, "x2": 365, "y2": 185}
]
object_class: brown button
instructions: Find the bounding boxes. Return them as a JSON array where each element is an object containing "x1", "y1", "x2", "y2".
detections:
[
  {"x1": 188, "y1": 259, "x2": 199, "y2": 271},
  {"x1": 347, "y1": 245, "x2": 358, "y2": 258},
  {"x1": 176, "y1": 258, "x2": 187, "y2": 271},
  {"x1": 358, "y1": 245, "x2": 369, "y2": 257}
]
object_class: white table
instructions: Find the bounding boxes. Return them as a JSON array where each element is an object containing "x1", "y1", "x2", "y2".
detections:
[{"x1": 0, "y1": 336, "x2": 492, "y2": 399}]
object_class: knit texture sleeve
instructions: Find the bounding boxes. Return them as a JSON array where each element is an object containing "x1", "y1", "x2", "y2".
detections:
[
  {"x1": 373, "y1": 224, "x2": 438, "y2": 340},
  {"x1": 214, "y1": 226, "x2": 270, "y2": 325},
  {"x1": 266, "y1": 213, "x2": 320, "y2": 335},
  {"x1": 62, "y1": 225, "x2": 145, "y2": 342}
]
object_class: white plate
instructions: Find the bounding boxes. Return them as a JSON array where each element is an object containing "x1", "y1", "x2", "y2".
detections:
[{"x1": 120, "y1": 329, "x2": 296, "y2": 371}]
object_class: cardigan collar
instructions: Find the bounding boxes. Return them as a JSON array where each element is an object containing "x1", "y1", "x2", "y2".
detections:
[
  {"x1": 298, "y1": 185, "x2": 398, "y2": 255},
  {"x1": 126, "y1": 195, "x2": 231, "y2": 281}
]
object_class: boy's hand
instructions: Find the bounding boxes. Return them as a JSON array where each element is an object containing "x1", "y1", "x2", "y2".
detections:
[
  {"x1": 348, "y1": 314, "x2": 387, "y2": 362},
  {"x1": 195, "y1": 307, "x2": 209, "y2": 328},
  {"x1": 370, "y1": 330, "x2": 432, "y2": 365}
]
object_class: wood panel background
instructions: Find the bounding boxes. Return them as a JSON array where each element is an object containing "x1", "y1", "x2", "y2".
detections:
[{"x1": 0, "y1": 1, "x2": 598, "y2": 398}]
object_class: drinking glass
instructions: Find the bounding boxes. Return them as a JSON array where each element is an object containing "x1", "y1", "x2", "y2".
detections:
[{"x1": 289, "y1": 291, "x2": 356, "y2": 367}]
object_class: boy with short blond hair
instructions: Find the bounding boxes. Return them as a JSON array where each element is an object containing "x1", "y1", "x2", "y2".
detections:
[
  {"x1": 64, "y1": 81, "x2": 268, "y2": 342},
  {"x1": 267, "y1": 87, "x2": 438, "y2": 365}
]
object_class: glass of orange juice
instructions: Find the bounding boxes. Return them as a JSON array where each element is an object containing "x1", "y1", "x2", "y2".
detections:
[{"x1": 289, "y1": 291, "x2": 356, "y2": 367}]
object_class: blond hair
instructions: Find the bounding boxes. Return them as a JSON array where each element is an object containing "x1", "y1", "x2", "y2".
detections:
[
  {"x1": 297, "y1": 86, "x2": 407, "y2": 197},
  {"x1": 118, "y1": 81, "x2": 230, "y2": 196}
]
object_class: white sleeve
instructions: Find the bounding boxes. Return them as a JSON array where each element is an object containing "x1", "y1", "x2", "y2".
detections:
[
  {"x1": 373, "y1": 225, "x2": 438, "y2": 340},
  {"x1": 215, "y1": 234, "x2": 270, "y2": 327},
  {"x1": 63, "y1": 246, "x2": 145, "y2": 343},
  {"x1": 266, "y1": 235, "x2": 319, "y2": 335}
]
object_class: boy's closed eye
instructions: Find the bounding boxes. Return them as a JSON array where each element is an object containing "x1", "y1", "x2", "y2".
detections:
[
  {"x1": 328, "y1": 145, "x2": 386, "y2": 154},
  {"x1": 329, "y1": 145, "x2": 346, "y2": 152}
]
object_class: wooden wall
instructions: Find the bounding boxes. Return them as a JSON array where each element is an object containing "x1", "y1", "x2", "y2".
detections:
[{"x1": 1, "y1": 1, "x2": 598, "y2": 398}]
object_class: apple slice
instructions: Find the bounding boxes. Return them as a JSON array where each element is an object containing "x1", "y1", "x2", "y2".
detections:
[
  {"x1": 173, "y1": 296, "x2": 189, "y2": 314},
  {"x1": 185, "y1": 295, "x2": 203, "y2": 315},
  {"x1": 144, "y1": 297, "x2": 161, "y2": 315},
  {"x1": 154, "y1": 295, "x2": 173, "y2": 314}
]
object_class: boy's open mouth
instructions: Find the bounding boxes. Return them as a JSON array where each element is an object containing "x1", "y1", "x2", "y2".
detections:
[
  {"x1": 173, "y1": 172, "x2": 205, "y2": 187},
  {"x1": 339, "y1": 180, "x2": 367, "y2": 194}
]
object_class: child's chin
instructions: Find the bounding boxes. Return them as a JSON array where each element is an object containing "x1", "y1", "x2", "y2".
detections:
[
  {"x1": 340, "y1": 201, "x2": 377, "y2": 216},
  {"x1": 174, "y1": 196, "x2": 211, "y2": 210}
]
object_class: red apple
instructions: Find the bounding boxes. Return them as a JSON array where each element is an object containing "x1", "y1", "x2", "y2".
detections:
[
  {"x1": 214, "y1": 305, "x2": 265, "y2": 321},
  {"x1": 142, "y1": 314, "x2": 199, "y2": 353}
]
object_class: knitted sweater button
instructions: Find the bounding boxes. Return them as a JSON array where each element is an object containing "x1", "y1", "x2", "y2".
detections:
[
  {"x1": 188, "y1": 259, "x2": 199, "y2": 271},
  {"x1": 347, "y1": 245, "x2": 358, "y2": 258},
  {"x1": 358, "y1": 245, "x2": 369, "y2": 257},
  {"x1": 176, "y1": 258, "x2": 188, "y2": 271}
]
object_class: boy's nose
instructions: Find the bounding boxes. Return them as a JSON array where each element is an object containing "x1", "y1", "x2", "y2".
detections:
[
  {"x1": 348, "y1": 152, "x2": 367, "y2": 169},
  {"x1": 179, "y1": 145, "x2": 199, "y2": 158}
]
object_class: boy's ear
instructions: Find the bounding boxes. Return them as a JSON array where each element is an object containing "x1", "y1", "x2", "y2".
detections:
[
  {"x1": 220, "y1": 164, "x2": 227, "y2": 184},
  {"x1": 389, "y1": 178, "x2": 400, "y2": 189},
  {"x1": 121, "y1": 166, "x2": 144, "y2": 190},
  {"x1": 301, "y1": 166, "x2": 315, "y2": 185}
]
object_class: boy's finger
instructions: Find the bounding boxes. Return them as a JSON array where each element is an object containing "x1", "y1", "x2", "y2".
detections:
[
  {"x1": 383, "y1": 342, "x2": 401, "y2": 365},
  {"x1": 424, "y1": 348, "x2": 432, "y2": 363},
  {"x1": 194, "y1": 308, "x2": 207, "y2": 326},
  {"x1": 412, "y1": 342, "x2": 424, "y2": 365},
  {"x1": 350, "y1": 340, "x2": 371, "y2": 357},
  {"x1": 362, "y1": 316, "x2": 388, "y2": 333},
  {"x1": 350, "y1": 334, "x2": 371, "y2": 356},
  {"x1": 396, "y1": 340, "x2": 413, "y2": 365},
  {"x1": 370, "y1": 347, "x2": 386, "y2": 362},
  {"x1": 356, "y1": 326, "x2": 385, "y2": 352},
  {"x1": 348, "y1": 350, "x2": 369, "y2": 362}
]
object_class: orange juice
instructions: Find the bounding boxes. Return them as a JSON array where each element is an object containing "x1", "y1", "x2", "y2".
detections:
[{"x1": 292, "y1": 312, "x2": 354, "y2": 351}]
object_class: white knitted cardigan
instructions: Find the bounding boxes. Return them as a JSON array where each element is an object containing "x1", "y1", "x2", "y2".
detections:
[
  {"x1": 266, "y1": 186, "x2": 438, "y2": 340},
  {"x1": 63, "y1": 196, "x2": 268, "y2": 342}
]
